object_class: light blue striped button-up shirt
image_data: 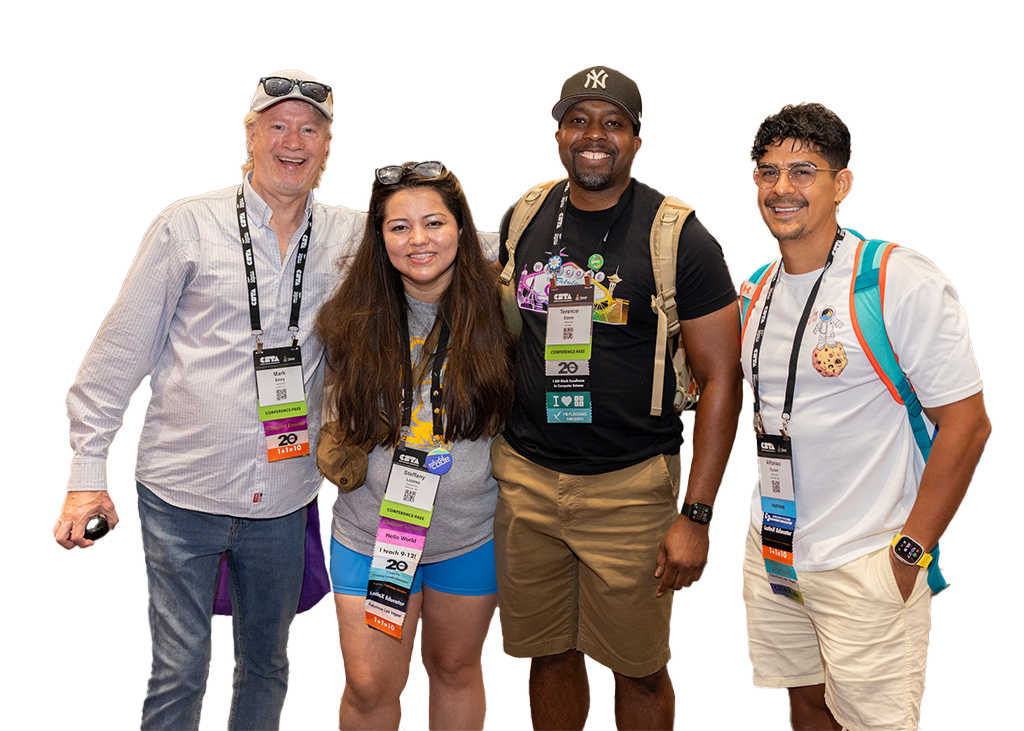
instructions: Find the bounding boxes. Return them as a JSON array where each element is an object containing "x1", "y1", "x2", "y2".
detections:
[{"x1": 66, "y1": 175, "x2": 364, "y2": 517}]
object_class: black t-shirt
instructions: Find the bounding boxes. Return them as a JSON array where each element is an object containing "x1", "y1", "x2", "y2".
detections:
[{"x1": 498, "y1": 179, "x2": 736, "y2": 474}]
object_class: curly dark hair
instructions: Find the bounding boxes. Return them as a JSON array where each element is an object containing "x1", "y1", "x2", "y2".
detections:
[
  {"x1": 316, "y1": 163, "x2": 515, "y2": 447},
  {"x1": 751, "y1": 103, "x2": 851, "y2": 171}
]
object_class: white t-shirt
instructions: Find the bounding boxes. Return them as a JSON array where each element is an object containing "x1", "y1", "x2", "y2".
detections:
[{"x1": 741, "y1": 230, "x2": 982, "y2": 571}]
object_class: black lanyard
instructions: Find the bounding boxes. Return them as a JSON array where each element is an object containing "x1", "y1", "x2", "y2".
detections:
[
  {"x1": 235, "y1": 185, "x2": 312, "y2": 351},
  {"x1": 751, "y1": 227, "x2": 844, "y2": 438},
  {"x1": 400, "y1": 317, "x2": 451, "y2": 445},
  {"x1": 553, "y1": 179, "x2": 635, "y2": 261}
]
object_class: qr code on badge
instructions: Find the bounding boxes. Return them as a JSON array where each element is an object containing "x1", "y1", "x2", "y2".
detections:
[
  {"x1": 276, "y1": 387, "x2": 288, "y2": 401},
  {"x1": 403, "y1": 489, "x2": 416, "y2": 504},
  {"x1": 563, "y1": 327, "x2": 573, "y2": 339}
]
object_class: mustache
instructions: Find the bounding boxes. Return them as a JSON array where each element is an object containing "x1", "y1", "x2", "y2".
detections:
[
  {"x1": 764, "y1": 197, "x2": 806, "y2": 209},
  {"x1": 571, "y1": 142, "x2": 614, "y2": 155}
]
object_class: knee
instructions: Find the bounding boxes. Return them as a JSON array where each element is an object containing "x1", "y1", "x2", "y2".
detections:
[
  {"x1": 788, "y1": 685, "x2": 840, "y2": 731},
  {"x1": 422, "y1": 648, "x2": 481, "y2": 687},
  {"x1": 532, "y1": 649, "x2": 585, "y2": 675},
  {"x1": 343, "y1": 667, "x2": 409, "y2": 710},
  {"x1": 149, "y1": 620, "x2": 212, "y2": 686},
  {"x1": 615, "y1": 667, "x2": 673, "y2": 700}
]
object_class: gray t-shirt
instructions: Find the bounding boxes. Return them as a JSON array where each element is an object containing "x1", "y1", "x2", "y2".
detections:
[{"x1": 331, "y1": 296, "x2": 497, "y2": 562}]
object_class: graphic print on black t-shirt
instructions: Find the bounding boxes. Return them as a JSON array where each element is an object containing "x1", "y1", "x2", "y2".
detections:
[{"x1": 515, "y1": 248, "x2": 630, "y2": 325}]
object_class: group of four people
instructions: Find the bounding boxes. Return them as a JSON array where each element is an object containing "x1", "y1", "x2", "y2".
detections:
[{"x1": 53, "y1": 66, "x2": 989, "y2": 731}]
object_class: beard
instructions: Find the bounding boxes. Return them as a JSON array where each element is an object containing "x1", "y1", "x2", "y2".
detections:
[
  {"x1": 766, "y1": 221, "x2": 806, "y2": 241},
  {"x1": 569, "y1": 146, "x2": 617, "y2": 191},
  {"x1": 762, "y1": 197, "x2": 808, "y2": 241}
]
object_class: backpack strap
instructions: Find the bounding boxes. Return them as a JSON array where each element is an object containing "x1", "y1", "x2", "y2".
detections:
[
  {"x1": 499, "y1": 180, "x2": 564, "y2": 287},
  {"x1": 499, "y1": 180, "x2": 563, "y2": 337},
  {"x1": 649, "y1": 196, "x2": 695, "y2": 416},
  {"x1": 848, "y1": 236, "x2": 933, "y2": 461},
  {"x1": 847, "y1": 231, "x2": 947, "y2": 593},
  {"x1": 739, "y1": 259, "x2": 780, "y2": 343}
]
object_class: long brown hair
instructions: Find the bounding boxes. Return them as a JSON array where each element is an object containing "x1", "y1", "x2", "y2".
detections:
[{"x1": 316, "y1": 163, "x2": 515, "y2": 447}]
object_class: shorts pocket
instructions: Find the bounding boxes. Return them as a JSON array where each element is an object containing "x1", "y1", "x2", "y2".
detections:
[
  {"x1": 879, "y1": 547, "x2": 926, "y2": 606},
  {"x1": 657, "y1": 453, "x2": 681, "y2": 504}
]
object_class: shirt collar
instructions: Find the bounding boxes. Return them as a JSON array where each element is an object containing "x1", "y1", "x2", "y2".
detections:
[{"x1": 242, "y1": 171, "x2": 314, "y2": 229}]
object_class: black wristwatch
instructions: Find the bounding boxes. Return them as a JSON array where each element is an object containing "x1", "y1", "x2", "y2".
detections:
[{"x1": 682, "y1": 502, "x2": 713, "y2": 525}]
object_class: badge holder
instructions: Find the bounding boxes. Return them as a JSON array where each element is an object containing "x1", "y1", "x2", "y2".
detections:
[
  {"x1": 254, "y1": 344, "x2": 310, "y2": 462},
  {"x1": 539, "y1": 181, "x2": 636, "y2": 424},
  {"x1": 236, "y1": 185, "x2": 313, "y2": 468},
  {"x1": 544, "y1": 281, "x2": 594, "y2": 423},
  {"x1": 756, "y1": 426, "x2": 801, "y2": 603},
  {"x1": 748, "y1": 228, "x2": 844, "y2": 604},
  {"x1": 364, "y1": 321, "x2": 452, "y2": 639}
]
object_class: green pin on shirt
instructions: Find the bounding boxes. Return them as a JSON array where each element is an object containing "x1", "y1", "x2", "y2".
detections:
[{"x1": 588, "y1": 253, "x2": 604, "y2": 271}]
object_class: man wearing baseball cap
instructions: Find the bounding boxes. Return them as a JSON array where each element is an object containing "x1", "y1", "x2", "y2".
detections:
[
  {"x1": 492, "y1": 66, "x2": 742, "y2": 729},
  {"x1": 52, "y1": 70, "x2": 364, "y2": 729}
]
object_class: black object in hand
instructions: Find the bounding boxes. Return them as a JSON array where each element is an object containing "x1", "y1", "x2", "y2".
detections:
[{"x1": 85, "y1": 514, "x2": 109, "y2": 541}]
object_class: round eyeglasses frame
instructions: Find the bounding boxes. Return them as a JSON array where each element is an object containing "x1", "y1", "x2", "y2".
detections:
[{"x1": 753, "y1": 162, "x2": 842, "y2": 189}]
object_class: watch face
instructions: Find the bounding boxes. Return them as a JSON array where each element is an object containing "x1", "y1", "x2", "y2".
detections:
[
  {"x1": 689, "y1": 504, "x2": 712, "y2": 525},
  {"x1": 895, "y1": 536, "x2": 923, "y2": 563}
]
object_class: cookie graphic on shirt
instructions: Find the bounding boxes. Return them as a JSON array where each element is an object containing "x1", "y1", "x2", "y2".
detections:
[
  {"x1": 809, "y1": 306, "x2": 847, "y2": 377},
  {"x1": 812, "y1": 342, "x2": 848, "y2": 377}
]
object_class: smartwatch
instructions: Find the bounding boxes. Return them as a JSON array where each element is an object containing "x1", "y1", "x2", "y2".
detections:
[
  {"x1": 682, "y1": 502, "x2": 713, "y2": 525},
  {"x1": 891, "y1": 534, "x2": 932, "y2": 568}
]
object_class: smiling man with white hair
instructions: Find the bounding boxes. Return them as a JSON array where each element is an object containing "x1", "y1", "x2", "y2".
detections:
[{"x1": 52, "y1": 70, "x2": 364, "y2": 730}]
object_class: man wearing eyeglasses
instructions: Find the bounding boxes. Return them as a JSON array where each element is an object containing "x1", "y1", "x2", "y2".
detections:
[
  {"x1": 490, "y1": 67, "x2": 742, "y2": 730},
  {"x1": 52, "y1": 70, "x2": 364, "y2": 730},
  {"x1": 740, "y1": 103, "x2": 990, "y2": 730}
]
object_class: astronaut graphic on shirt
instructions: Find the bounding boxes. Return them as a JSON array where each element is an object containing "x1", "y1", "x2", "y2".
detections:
[{"x1": 810, "y1": 306, "x2": 848, "y2": 377}]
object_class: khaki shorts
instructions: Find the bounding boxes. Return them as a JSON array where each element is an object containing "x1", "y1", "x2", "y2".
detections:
[
  {"x1": 491, "y1": 435, "x2": 680, "y2": 678},
  {"x1": 742, "y1": 526, "x2": 931, "y2": 731}
]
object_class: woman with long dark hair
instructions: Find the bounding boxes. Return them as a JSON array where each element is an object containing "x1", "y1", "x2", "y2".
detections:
[{"x1": 316, "y1": 161, "x2": 514, "y2": 730}]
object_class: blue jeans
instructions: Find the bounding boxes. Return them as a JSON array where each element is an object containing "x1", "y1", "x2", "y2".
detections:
[{"x1": 136, "y1": 483, "x2": 306, "y2": 731}]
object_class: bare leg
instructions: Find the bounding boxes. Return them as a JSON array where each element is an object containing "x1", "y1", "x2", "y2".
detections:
[
  {"x1": 529, "y1": 650, "x2": 590, "y2": 730},
  {"x1": 789, "y1": 684, "x2": 841, "y2": 731},
  {"x1": 419, "y1": 587, "x2": 498, "y2": 730},
  {"x1": 613, "y1": 666, "x2": 674, "y2": 731},
  {"x1": 334, "y1": 591, "x2": 423, "y2": 730}
]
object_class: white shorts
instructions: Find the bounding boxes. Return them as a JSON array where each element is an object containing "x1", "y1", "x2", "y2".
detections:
[{"x1": 742, "y1": 526, "x2": 931, "y2": 731}]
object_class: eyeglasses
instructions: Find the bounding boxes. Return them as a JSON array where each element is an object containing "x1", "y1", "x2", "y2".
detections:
[
  {"x1": 259, "y1": 76, "x2": 332, "y2": 104},
  {"x1": 753, "y1": 162, "x2": 842, "y2": 189},
  {"x1": 375, "y1": 161, "x2": 446, "y2": 185}
]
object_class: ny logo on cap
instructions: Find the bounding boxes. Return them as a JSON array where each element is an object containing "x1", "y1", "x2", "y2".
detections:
[{"x1": 584, "y1": 69, "x2": 608, "y2": 89}]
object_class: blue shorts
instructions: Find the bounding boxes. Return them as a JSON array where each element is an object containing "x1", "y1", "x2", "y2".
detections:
[{"x1": 330, "y1": 536, "x2": 497, "y2": 596}]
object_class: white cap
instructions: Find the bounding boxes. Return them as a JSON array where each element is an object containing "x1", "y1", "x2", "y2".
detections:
[{"x1": 249, "y1": 69, "x2": 333, "y2": 121}]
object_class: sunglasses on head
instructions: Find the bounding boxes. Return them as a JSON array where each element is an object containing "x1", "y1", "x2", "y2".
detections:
[
  {"x1": 375, "y1": 161, "x2": 446, "y2": 185},
  {"x1": 259, "y1": 76, "x2": 332, "y2": 104}
]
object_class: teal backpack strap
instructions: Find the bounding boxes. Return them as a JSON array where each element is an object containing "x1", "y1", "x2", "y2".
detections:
[
  {"x1": 739, "y1": 260, "x2": 777, "y2": 336},
  {"x1": 847, "y1": 229, "x2": 947, "y2": 594}
]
